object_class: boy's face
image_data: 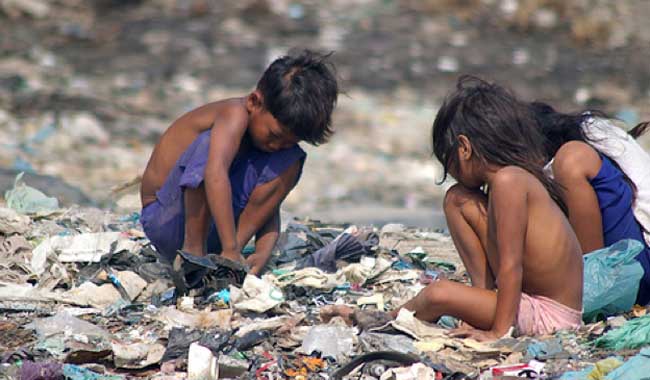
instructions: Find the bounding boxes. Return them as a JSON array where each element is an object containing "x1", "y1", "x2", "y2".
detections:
[{"x1": 247, "y1": 92, "x2": 300, "y2": 152}]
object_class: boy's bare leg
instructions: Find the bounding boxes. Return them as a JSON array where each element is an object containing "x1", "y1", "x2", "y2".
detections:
[
  {"x1": 391, "y1": 279, "x2": 498, "y2": 330},
  {"x1": 182, "y1": 185, "x2": 211, "y2": 257},
  {"x1": 444, "y1": 184, "x2": 494, "y2": 289}
]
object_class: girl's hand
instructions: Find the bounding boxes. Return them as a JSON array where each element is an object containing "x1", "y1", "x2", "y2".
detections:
[
  {"x1": 449, "y1": 327, "x2": 500, "y2": 342},
  {"x1": 450, "y1": 320, "x2": 473, "y2": 333}
]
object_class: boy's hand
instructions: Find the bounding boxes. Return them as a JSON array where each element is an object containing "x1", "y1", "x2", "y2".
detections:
[
  {"x1": 221, "y1": 248, "x2": 245, "y2": 264},
  {"x1": 449, "y1": 327, "x2": 501, "y2": 342},
  {"x1": 246, "y1": 251, "x2": 272, "y2": 276}
]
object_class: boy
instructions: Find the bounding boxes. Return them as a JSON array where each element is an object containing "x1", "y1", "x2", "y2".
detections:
[
  {"x1": 140, "y1": 50, "x2": 338, "y2": 281},
  {"x1": 323, "y1": 77, "x2": 583, "y2": 340}
]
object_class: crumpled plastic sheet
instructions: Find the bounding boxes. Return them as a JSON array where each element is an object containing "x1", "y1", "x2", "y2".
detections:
[
  {"x1": 300, "y1": 325, "x2": 357, "y2": 361},
  {"x1": 583, "y1": 239, "x2": 644, "y2": 322},
  {"x1": 31, "y1": 232, "x2": 140, "y2": 276},
  {"x1": 25, "y1": 311, "x2": 110, "y2": 339},
  {"x1": 594, "y1": 314, "x2": 650, "y2": 350},
  {"x1": 295, "y1": 226, "x2": 379, "y2": 273},
  {"x1": 359, "y1": 331, "x2": 416, "y2": 354},
  {"x1": 5, "y1": 172, "x2": 59, "y2": 215},
  {"x1": 525, "y1": 338, "x2": 569, "y2": 361},
  {"x1": 230, "y1": 274, "x2": 284, "y2": 313},
  {"x1": 276, "y1": 223, "x2": 336, "y2": 264},
  {"x1": 560, "y1": 349, "x2": 647, "y2": 380},
  {"x1": 604, "y1": 347, "x2": 650, "y2": 380},
  {"x1": 162, "y1": 328, "x2": 231, "y2": 362},
  {"x1": 272, "y1": 267, "x2": 346, "y2": 290}
]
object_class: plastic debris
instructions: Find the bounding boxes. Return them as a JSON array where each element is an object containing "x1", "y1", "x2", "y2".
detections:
[
  {"x1": 594, "y1": 314, "x2": 650, "y2": 350},
  {"x1": 379, "y1": 362, "x2": 436, "y2": 380},
  {"x1": 230, "y1": 274, "x2": 284, "y2": 313},
  {"x1": 155, "y1": 306, "x2": 232, "y2": 329},
  {"x1": 61, "y1": 282, "x2": 121, "y2": 309},
  {"x1": 218, "y1": 355, "x2": 249, "y2": 378},
  {"x1": 5, "y1": 172, "x2": 59, "y2": 215},
  {"x1": 300, "y1": 325, "x2": 356, "y2": 361},
  {"x1": 112, "y1": 341, "x2": 165, "y2": 369},
  {"x1": 600, "y1": 348, "x2": 650, "y2": 380},
  {"x1": 26, "y1": 311, "x2": 110, "y2": 339},
  {"x1": 583, "y1": 239, "x2": 645, "y2": 321},
  {"x1": 187, "y1": 343, "x2": 218, "y2": 380},
  {"x1": 295, "y1": 226, "x2": 378, "y2": 273},
  {"x1": 0, "y1": 207, "x2": 30, "y2": 234},
  {"x1": 234, "y1": 315, "x2": 295, "y2": 338},
  {"x1": 31, "y1": 232, "x2": 140, "y2": 275},
  {"x1": 525, "y1": 338, "x2": 569, "y2": 360},
  {"x1": 62, "y1": 364, "x2": 124, "y2": 380},
  {"x1": 357, "y1": 293, "x2": 385, "y2": 311},
  {"x1": 587, "y1": 357, "x2": 623, "y2": 380},
  {"x1": 480, "y1": 361, "x2": 545, "y2": 380}
]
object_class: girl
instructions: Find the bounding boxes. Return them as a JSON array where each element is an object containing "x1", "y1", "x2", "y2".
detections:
[
  {"x1": 531, "y1": 102, "x2": 650, "y2": 304},
  {"x1": 323, "y1": 77, "x2": 585, "y2": 341}
]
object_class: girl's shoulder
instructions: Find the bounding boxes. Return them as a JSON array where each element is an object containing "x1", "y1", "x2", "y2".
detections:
[{"x1": 553, "y1": 141, "x2": 601, "y2": 180}]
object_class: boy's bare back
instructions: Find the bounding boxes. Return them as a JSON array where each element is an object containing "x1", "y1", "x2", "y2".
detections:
[
  {"x1": 140, "y1": 99, "x2": 245, "y2": 207},
  {"x1": 487, "y1": 165, "x2": 583, "y2": 311}
]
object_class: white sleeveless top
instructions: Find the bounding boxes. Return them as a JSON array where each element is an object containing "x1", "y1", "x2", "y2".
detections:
[{"x1": 583, "y1": 117, "x2": 650, "y2": 246}]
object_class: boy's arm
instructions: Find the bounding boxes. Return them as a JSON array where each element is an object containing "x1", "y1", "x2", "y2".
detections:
[
  {"x1": 235, "y1": 160, "x2": 302, "y2": 274},
  {"x1": 246, "y1": 210, "x2": 280, "y2": 275},
  {"x1": 204, "y1": 108, "x2": 249, "y2": 261},
  {"x1": 487, "y1": 170, "x2": 528, "y2": 338}
]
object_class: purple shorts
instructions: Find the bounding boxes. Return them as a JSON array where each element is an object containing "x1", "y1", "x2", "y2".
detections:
[{"x1": 141, "y1": 130, "x2": 305, "y2": 262}]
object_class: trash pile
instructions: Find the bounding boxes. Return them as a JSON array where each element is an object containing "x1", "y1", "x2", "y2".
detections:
[
  {"x1": 0, "y1": 177, "x2": 649, "y2": 380},
  {"x1": 2, "y1": 0, "x2": 650, "y2": 230}
]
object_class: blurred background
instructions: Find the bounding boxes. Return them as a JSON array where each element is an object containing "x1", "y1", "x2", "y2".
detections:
[{"x1": 1, "y1": 0, "x2": 649, "y2": 228}]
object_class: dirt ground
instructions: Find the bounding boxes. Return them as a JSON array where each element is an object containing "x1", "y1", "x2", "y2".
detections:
[{"x1": 1, "y1": 0, "x2": 649, "y2": 226}]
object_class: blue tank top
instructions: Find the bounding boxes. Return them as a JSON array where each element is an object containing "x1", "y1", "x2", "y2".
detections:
[{"x1": 590, "y1": 155, "x2": 650, "y2": 305}]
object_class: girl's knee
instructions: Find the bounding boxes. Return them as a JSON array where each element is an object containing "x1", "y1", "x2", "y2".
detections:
[
  {"x1": 444, "y1": 184, "x2": 467, "y2": 214},
  {"x1": 421, "y1": 280, "x2": 453, "y2": 305},
  {"x1": 443, "y1": 184, "x2": 486, "y2": 215}
]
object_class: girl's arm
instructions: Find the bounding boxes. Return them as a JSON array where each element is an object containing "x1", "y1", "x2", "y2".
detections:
[
  {"x1": 488, "y1": 168, "x2": 528, "y2": 337},
  {"x1": 552, "y1": 141, "x2": 604, "y2": 253}
]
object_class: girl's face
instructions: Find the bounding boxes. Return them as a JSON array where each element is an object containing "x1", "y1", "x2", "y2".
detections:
[{"x1": 450, "y1": 135, "x2": 484, "y2": 189}]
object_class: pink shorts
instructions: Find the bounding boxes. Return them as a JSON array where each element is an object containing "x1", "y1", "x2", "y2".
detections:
[{"x1": 516, "y1": 293, "x2": 582, "y2": 336}]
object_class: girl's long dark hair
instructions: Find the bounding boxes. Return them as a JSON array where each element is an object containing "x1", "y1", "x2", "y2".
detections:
[
  {"x1": 432, "y1": 76, "x2": 568, "y2": 214},
  {"x1": 531, "y1": 102, "x2": 649, "y2": 200}
]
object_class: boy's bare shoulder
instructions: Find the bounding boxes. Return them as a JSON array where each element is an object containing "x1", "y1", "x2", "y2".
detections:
[{"x1": 184, "y1": 98, "x2": 248, "y2": 132}]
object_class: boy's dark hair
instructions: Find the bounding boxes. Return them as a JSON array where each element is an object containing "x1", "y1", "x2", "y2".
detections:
[
  {"x1": 257, "y1": 50, "x2": 338, "y2": 145},
  {"x1": 432, "y1": 75, "x2": 568, "y2": 214}
]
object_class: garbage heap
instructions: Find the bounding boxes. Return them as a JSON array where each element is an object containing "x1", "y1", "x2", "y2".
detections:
[{"x1": 1, "y1": 179, "x2": 650, "y2": 380}]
